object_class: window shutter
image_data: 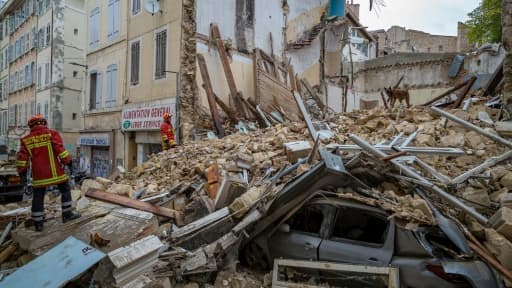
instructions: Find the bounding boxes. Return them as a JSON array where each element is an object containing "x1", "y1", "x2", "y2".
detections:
[
  {"x1": 110, "y1": 65, "x2": 117, "y2": 106},
  {"x1": 113, "y1": 0, "x2": 119, "y2": 37},
  {"x1": 107, "y1": 1, "x2": 113, "y2": 39},
  {"x1": 95, "y1": 72, "x2": 102, "y2": 108}
]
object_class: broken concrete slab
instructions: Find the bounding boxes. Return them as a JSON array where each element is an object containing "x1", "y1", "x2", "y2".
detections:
[
  {"x1": 73, "y1": 208, "x2": 159, "y2": 253},
  {"x1": 485, "y1": 228, "x2": 512, "y2": 270},
  {"x1": 490, "y1": 207, "x2": 512, "y2": 242},
  {"x1": 284, "y1": 141, "x2": 312, "y2": 163},
  {"x1": 107, "y1": 183, "x2": 135, "y2": 198},
  {"x1": 215, "y1": 176, "x2": 248, "y2": 210},
  {"x1": 108, "y1": 235, "x2": 164, "y2": 286}
]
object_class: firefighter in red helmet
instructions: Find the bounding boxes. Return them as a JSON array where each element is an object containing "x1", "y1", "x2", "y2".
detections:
[
  {"x1": 160, "y1": 112, "x2": 176, "y2": 150},
  {"x1": 16, "y1": 115, "x2": 81, "y2": 232}
]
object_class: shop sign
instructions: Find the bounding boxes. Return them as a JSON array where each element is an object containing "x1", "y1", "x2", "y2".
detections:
[
  {"x1": 121, "y1": 100, "x2": 176, "y2": 131},
  {"x1": 78, "y1": 134, "x2": 110, "y2": 146}
]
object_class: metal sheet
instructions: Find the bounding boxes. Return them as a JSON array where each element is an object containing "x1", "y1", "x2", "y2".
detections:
[
  {"x1": 0, "y1": 236, "x2": 105, "y2": 287},
  {"x1": 448, "y1": 55, "x2": 464, "y2": 78}
]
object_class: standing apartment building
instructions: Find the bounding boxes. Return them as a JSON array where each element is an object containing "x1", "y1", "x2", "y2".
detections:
[
  {"x1": 0, "y1": 4, "x2": 9, "y2": 147},
  {"x1": 81, "y1": 0, "x2": 127, "y2": 177},
  {"x1": 121, "y1": 0, "x2": 181, "y2": 169},
  {"x1": 81, "y1": 0, "x2": 183, "y2": 175},
  {"x1": 0, "y1": 0, "x2": 85, "y2": 156}
]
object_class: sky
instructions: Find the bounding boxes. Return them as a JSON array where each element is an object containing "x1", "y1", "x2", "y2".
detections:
[{"x1": 358, "y1": 0, "x2": 481, "y2": 36}]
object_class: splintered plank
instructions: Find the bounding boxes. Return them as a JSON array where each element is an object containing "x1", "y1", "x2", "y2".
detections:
[
  {"x1": 197, "y1": 53, "x2": 225, "y2": 137},
  {"x1": 86, "y1": 189, "x2": 179, "y2": 219}
]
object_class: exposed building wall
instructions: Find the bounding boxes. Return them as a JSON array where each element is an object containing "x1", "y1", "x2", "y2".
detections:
[
  {"x1": 503, "y1": 0, "x2": 512, "y2": 105},
  {"x1": 254, "y1": 0, "x2": 283, "y2": 57},
  {"x1": 126, "y1": 0, "x2": 181, "y2": 104},
  {"x1": 376, "y1": 25, "x2": 459, "y2": 54},
  {"x1": 352, "y1": 50, "x2": 504, "y2": 110}
]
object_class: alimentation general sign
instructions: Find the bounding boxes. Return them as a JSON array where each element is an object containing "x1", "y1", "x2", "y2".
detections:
[{"x1": 121, "y1": 99, "x2": 176, "y2": 131}]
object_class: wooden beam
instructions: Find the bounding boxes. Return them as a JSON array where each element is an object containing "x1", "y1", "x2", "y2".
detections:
[
  {"x1": 86, "y1": 189, "x2": 180, "y2": 219},
  {"x1": 214, "y1": 94, "x2": 238, "y2": 123},
  {"x1": 210, "y1": 23, "x2": 242, "y2": 110},
  {"x1": 421, "y1": 79, "x2": 471, "y2": 106},
  {"x1": 452, "y1": 76, "x2": 477, "y2": 108},
  {"x1": 301, "y1": 78, "x2": 326, "y2": 111},
  {"x1": 197, "y1": 53, "x2": 225, "y2": 137},
  {"x1": 393, "y1": 75, "x2": 405, "y2": 89}
]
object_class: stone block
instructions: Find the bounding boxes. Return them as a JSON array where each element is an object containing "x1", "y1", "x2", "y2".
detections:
[
  {"x1": 490, "y1": 207, "x2": 512, "y2": 242},
  {"x1": 502, "y1": 172, "x2": 512, "y2": 189},
  {"x1": 284, "y1": 141, "x2": 312, "y2": 163},
  {"x1": 462, "y1": 187, "x2": 491, "y2": 210},
  {"x1": 502, "y1": 193, "x2": 512, "y2": 209}
]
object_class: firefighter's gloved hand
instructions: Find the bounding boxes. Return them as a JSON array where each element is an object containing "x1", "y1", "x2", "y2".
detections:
[
  {"x1": 164, "y1": 139, "x2": 170, "y2": 148},
  {"x1": 67, "y1": 160, "x2": 74, "y2": 175}
]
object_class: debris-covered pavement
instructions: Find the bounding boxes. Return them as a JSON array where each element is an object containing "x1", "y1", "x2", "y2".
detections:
[{"x1": 1, "y1": 96, "x2": 512, "y2": 287}]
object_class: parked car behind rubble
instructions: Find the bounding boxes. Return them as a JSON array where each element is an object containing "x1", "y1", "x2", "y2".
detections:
[{"x1": 242, "y1": 194, "x2": 504, "y2": 288}]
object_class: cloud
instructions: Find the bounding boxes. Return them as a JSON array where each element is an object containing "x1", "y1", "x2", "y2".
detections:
[{"x1": 357, "y1": 0, "x2": 480, "y2": 35}]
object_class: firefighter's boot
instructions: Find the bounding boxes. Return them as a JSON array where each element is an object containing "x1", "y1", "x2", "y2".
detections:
[
  {"x1": 34, "y1": 221, "x2": 44, "y2": 232},
  {"x1": 62, "y1": 211, "x2": 81, "y2": 223}
]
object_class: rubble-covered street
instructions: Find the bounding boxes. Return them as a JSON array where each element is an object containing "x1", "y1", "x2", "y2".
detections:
[
  {"x1": 2, "y1": 99, "x2": 512, "y2": 287},
  {"x1": 0, "y1": 0, "x2": 511, "y2": 287}
]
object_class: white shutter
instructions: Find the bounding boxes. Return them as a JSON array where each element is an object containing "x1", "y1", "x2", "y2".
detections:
[
  {"x1": 113, "y1": 0, "x2": 119, "y2": 37},
  {"x1": 95, "y1": 72, "x2": 102, "y2": 108},
  {"x1": 106, "y1": 64, "x2": 117, "y2": 107},
  {"x1": 89, "y1": 8, "x2": 99, "y2": 48},
  {"x1": 107, "y1": 1, "x2": 113, "y2": 39}
]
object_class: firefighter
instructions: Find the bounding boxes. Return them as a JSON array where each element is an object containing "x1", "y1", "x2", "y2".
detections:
[
  {"x1": 16, "y1": 115, "x2": 81, "y2": 232},
  {"x1": 160, "y1": 112, "x2": 176, "y2": 150}
]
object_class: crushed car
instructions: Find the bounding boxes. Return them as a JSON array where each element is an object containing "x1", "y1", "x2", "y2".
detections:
[{"x1": 241, "y1": 153, "x2": 505, "y2": 288}]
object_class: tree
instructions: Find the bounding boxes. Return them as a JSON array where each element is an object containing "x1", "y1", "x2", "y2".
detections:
[{"x1": 465, "y1": 0, "x2": 502, "y2": 44}]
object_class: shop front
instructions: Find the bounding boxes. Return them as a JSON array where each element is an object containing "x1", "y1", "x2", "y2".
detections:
[
  {"x1": 121, "y1": 99, "x2": 177, "y2": 169},
  {"x1": 77, "y1": 132, "x2": 113, "y2": 178}
]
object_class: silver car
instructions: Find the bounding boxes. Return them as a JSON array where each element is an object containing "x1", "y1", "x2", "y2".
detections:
[{"x1": 243, "y1": 196, "x2": 504, "y2": 288}]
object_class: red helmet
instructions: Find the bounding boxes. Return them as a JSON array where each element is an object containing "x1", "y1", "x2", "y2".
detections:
[
  {"x1": 28, "y1": 114, "x2": 47, "y2": 128},
  {"x1": 163, "y1": 112, "x2": 171, "y2": 120}
]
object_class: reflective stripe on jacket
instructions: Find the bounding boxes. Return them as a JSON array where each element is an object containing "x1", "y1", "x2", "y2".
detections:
[
  {"x1": 16, "y1": 125, "x2": 71, "y2": 188},
  {"x1": 160, "y1": 121, "x2": 175, "y2": 147}
]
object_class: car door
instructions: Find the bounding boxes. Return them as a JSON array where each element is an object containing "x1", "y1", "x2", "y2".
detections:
[
  {"x1": 269, "y1": 204, "x2": 334, "y2": 261},
  {"x1": 318, "y1": 202, "x2": 395, "y2": 266}
]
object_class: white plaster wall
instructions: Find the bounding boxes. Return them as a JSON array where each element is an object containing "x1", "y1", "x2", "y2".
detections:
[
  {"x1": 196, "y1": 42, "x2": 254, "y2": 112},
  {"x1": 287, "y1": 0, "x2": 327, "y2": 19},
  {"x1": 254, "y1": 0, "x2": 284, "y2": 58},
  {"x1": 289, "y1": 38, "x2": 321, "y2": 74},
  {"x1": 196, "y1": 0, "x2": 236, "y2": 39}
]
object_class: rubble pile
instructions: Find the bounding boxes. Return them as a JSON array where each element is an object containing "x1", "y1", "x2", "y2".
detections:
[{"x1": 1, "y1": 102, "x2": 512, "y2": 287}]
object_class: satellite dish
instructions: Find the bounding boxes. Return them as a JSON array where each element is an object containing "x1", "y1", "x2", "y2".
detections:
[{"x1": 144, "y1": 0, "x2": 160, "y2": 15}]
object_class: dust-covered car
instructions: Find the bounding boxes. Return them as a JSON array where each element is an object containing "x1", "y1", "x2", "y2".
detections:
[{"x1": 243, "y1": 195, "x2": 503, "y2": 288}]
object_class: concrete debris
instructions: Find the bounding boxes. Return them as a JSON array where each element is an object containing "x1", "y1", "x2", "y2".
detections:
[{"x1": 2, "y1": 101, "x2": 512, "y2": 287}]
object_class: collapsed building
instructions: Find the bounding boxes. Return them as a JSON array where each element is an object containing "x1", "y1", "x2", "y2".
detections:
[{"x1": 0, "y1": 0, "x2": 511, "y2": 287}]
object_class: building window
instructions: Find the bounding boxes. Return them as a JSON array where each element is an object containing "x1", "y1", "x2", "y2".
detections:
[
  {"x1": 44, "y1": 101, "x2": 48, "y2": 120},
  {"x1": 37, "y1": 103, "x2": 41, "y2": 114},
  {"x1": 107, "y1": 0, "x2": 120, "y2": 40},
  {"x1": 73, "y1": 71, "x2": 78, "y2": 77},
  {"x1": 74, "y1": 28, "x2": 78, "y2": 35},
  {"x1": 89, "y1": 71, "x2": 102, "y2": 110},
  {"x1": 31, "y1": 100, "x2": 35, "y2": 116},
  {"x1": 106, "y1": 64, "x2": 117, "y2": 108},
  {"x1": 37, "y1": 65, "x2": 42, "y2": 88},
  {"x1": 89, "y1": 7, "x2": 100, "y2": 49},
  {"x1": 154, "y1": 29, "x2": 167, "y2": 80},
  {"x1": 438, "y1": 45, "x2": 443, "y2": 52},
  {"x1": 38, "y1": 28, "x2": 44, "y2": 48},
  {"x1": 46, "y1": 23, "x2": 51, "y2": 46},
  {"x1": 130, "y1": 40, "x2": 140, "y2": 85},
  {"x1": 72, "y1": 113, "x2": 77, "y2": 120},
  {"x1": 132, "y1": 0, "x2": 141, "y2": 15},
  {"x1": 24, "y1": 65, "x2": 29, "y2": 87},
  {"x1": 24, "y1": 102, "x2": 28, "y2": 126},
  {"x1": 45, "y1": 63, "x2": 50, "y2": 85}
]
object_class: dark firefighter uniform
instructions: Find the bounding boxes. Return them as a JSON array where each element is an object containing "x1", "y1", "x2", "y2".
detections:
[
  {"x1": 16, "y1": 115, "x2": 80, "y2": 232},
  {"x1": 160, "y1": 112, "x2": 176, "y2": 150}
]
